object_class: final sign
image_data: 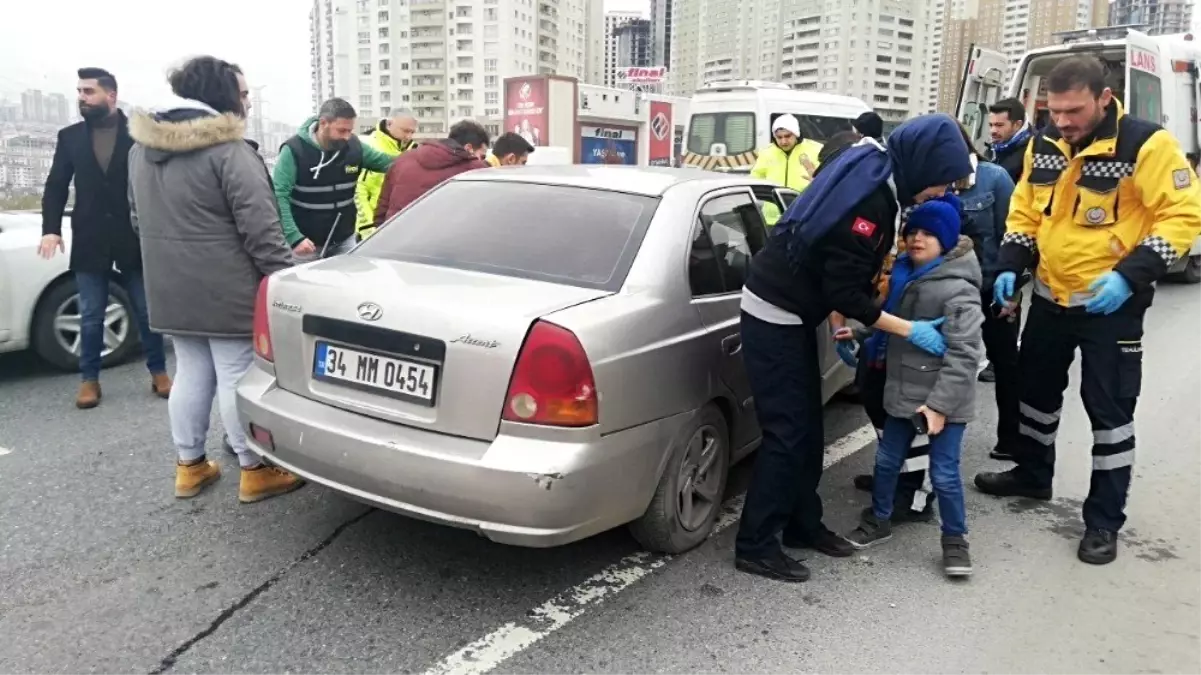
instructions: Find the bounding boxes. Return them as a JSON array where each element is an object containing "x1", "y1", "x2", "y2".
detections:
[{"x1": 617, "y1": 66, "x2": 668, "y2": 84}]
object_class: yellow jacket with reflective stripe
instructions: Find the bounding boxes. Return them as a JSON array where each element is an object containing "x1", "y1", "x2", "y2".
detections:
[
  {"x1": 1000, "y1": 99, "x2": 1201, "y2": 306},
  {"x1": 750, "y1": 139, "x2": 823, "y2": 226},
  {"x1": 355, "y1": 127, "x2": 416, "y2": 237}
]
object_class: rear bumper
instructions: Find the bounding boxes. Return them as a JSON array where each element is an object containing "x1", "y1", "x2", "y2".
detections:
[{"x1": 235, "y1": 367, "x2": 685, "y2": 547}]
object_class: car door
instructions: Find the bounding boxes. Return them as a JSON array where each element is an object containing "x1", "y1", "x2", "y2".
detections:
[{"x1": 688, "y1": 188, "x2": 766, "y2": 450}]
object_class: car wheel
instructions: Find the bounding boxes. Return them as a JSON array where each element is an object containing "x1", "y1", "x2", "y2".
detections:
[
  {"x1": 30, "y1": 279, "x2": 139, "y2": 372},
  {"x1": 629, "y1": 403, "x2": 730, "y2": 554},
  {"x1": 1168, "y1": 255, "x2": 1201, "y2": 285}
]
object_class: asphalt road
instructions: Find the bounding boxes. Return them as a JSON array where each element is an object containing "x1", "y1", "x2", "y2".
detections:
[{"x1": 1, "y1": 284, "x2": 1198, "y2": 674}]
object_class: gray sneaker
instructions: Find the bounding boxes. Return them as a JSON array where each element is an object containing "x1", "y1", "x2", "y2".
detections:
[
  {"x1": 942, "y1": 535, "x2": 972, "y2": 577},
  {"x1": 844, "y1": 511, "x2": 893, "y2": 549}
]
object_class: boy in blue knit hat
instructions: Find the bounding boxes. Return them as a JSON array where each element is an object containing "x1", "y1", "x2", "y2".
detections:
[{"x1": 835, "y1": 192, "x2": 985, "y2": 578}]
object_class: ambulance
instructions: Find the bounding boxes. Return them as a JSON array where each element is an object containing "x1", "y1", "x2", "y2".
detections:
[
  {"x1": 956, "y1": 25, "x2": 1201, "y2": 282},
  {"x1": 682, "y1": 80, "x2": 872, "y2": 173}
]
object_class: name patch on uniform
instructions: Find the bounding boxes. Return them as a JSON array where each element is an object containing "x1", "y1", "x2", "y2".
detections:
[
  {"x1": 851, "y1": 218, "x2": 878, "y2": 238},
  {"x1": 345, "y1": 164, "x2": 361, "y2": 174},
  {"x1": 1174, "y1": 168, "x2": 1192, "y2": 189}
]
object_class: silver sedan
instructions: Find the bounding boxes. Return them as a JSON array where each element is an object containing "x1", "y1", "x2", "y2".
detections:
[{"x1": 236, "y1": 166, "x2": 853, "y2": 553}]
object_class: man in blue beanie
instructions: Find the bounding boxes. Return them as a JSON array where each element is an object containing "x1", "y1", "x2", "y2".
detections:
[
  {"x1": 734, "y1": 114, "x2": 974, "y2": 583},
  {"x1": 837, "y1": 194, "x2": 985, "y2": 578}
]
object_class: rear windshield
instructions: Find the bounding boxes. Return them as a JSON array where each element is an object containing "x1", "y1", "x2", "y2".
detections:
[
  {"x1": 356, "y1": 180, "x2": 659, "y2": 292},
  {"x1": 688, "y1": 112, "x2": 756, "y2": 155}
]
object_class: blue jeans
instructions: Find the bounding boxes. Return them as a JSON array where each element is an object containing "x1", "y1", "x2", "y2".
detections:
[
  {"x1": 76, "y1": 270, "x2": 166, "y2": 381},
  {"x1": 873, "y1": 415, "x2": 968, "y2": 537}
]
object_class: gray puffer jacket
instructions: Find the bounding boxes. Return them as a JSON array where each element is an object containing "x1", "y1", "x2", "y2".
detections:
[
  {"x1": 128, "y1": 101, "x2": 293, "y2": 338},
  {"x1": 874, "y1": 236, "x2": 985, "y2": 423}
]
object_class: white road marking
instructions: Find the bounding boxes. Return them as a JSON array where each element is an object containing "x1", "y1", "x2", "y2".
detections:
[
  {"x1": 423, "y1": 422, "x2": 878, "y2": 675},
  {"x1": 0, "y1": 446, "x2": 11, "y2": 457}
]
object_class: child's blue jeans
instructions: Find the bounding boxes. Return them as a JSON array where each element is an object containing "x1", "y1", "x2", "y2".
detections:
[{"x1": 873, "y1": 415, "x2": 968, "y2": 536}]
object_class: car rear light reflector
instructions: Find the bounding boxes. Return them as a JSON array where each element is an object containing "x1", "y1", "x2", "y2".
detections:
[
  {"x1": 502, "y1": 320, "x2": 598, "y2": 427},
  {"x1": 253, "y1": 278, "x2": 274, "y2": 362}
]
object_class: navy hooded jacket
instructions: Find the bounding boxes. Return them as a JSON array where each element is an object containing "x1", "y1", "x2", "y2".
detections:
[{"x1": 745, "y1": 114, "x2": 973, "y2": 327}]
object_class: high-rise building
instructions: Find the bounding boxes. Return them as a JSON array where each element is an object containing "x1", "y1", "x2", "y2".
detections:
[
  {"x1": 604, "y1": 11, "x2": 642, "y2": 87},
  {"x1": 667, "y1": 0, "x2": 784, "y2": 95},
  {"x1": 616, "y1": 18, "x2": 653, "y2": 68},
  {"x1": 20, "y1": 90, "x2": 44, "y2": 124},
  {"x1": 1110, "y1": 0, "x2": 1194, "y2": 35},
  {"x1": 650, "y1": 0, "x2": 673, "y2": 69},
  {"x1": 309, "y1": 0, "x2": 601, "y2": 139},
  {"x1": 931, "y1": 0, "x2": 1107, "y2": 114},
  {"x1": 44, "y1": 93, "x2": 69, "y2": 126}
]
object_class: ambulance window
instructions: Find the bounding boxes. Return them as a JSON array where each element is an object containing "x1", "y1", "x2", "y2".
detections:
[
  {"x1": 1128, "y1": 70, "x2": 1163, "y2": 124},
  {"x1": 687, "y1": 113, "x2": 756, "y2": 155}
]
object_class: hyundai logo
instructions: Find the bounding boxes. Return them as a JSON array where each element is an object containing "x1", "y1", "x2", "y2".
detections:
[{"x1": 357, "y1": 302, "x2": 383, "y2": 321}]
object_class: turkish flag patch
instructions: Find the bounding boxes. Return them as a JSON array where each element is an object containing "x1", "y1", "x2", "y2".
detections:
[{"x1": 851, "y1": 218, "x2": 878, "y2": 238}]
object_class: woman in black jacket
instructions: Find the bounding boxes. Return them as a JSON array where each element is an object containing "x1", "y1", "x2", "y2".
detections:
[{"x1": 734, "y1": 114, "x2": 975, "y2": 583}]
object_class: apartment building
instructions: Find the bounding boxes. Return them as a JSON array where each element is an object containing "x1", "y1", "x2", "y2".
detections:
[
  {"x1": 931, "y1": 0, "x2": 1107, "y2": 113},
  {"x1": 650, "y1": 0, "x2": 673, "y2": 70},
  {"x1": 777, "y1": 0, "x2": 928, "y2": 123},
  {"x1": 309, "y1": 0, "x2": 603, "y2": 139},
  {"x1": 667, "y1": 0, "x2": 784, "y2": 95},
  {"x1": 1110, "y1": 0, "x2": 1194, "y2": 35},
  {"x1": 604, "y1": 10, "x2": 642, "y2": 87}
]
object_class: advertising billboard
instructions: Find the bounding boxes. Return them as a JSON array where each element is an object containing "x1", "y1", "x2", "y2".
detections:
[
  {"x1": 648, "y1": 101, "x2": 673, "y2": 167},
  {"x1": 580, "y1": 126, "x2": 637, "y2": 165},
  {"x1": 504, "y1": 78, "x2": 548, "y2": 147},
  {"x1": 616, "y1": 66, "x2": 668, "y2": 85}
]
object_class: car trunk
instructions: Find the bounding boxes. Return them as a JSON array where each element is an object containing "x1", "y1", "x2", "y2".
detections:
[{"x1": 269, "y1": 258, "x2": 611, "y2": 441}]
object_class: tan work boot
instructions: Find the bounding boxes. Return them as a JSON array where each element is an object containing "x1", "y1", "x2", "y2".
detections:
[
  {"x1": 176, "y1": 459, "x2": 221, "y2": 498},
  {"x1": 239, "y1": 466, "x2": 305, "y2": 504},
  {"x1": 151, "y1": 373, "x2": 173, "y2": 399},
  {"x1": 76, "y1": 381, "x2": 101, "y2": 409}
]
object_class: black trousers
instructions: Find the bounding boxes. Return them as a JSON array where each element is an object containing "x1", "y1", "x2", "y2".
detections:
[
  {"x1": 735, "y1": 312, "x2": 827, "y2": 560},
  {"x1": 981, "y1": 289, "x2": 1022, "y2": 449},
  {"x1": 1013, "y1": 297, "x2": 1144, "y2": 532},
  {"x1": 857, "y1": 362, "x2": 932, "y2": 512}
]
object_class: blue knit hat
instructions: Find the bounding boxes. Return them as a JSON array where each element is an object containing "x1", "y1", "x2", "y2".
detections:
[{"x1": 903, "y1": 193, "x2": 962, "y2": 254}]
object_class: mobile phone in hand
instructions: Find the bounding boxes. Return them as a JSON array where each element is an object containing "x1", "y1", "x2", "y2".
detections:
[{"x1": 912, "y1": 412, "x2": 929, "y2": 436}]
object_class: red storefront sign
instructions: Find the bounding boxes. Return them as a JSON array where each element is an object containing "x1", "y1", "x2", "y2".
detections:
[
  {"x1": 648, "y1": 101, "x2": 672, "y2": 167},
  {"x1": 503, "y1": 78, "x2": 548, "y2": 147}
]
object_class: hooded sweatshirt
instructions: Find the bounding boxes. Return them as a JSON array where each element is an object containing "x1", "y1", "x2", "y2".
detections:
[
  {"x1": 272, "y1": 115, "x2": 396, "y2": 246},
  {"x1": 373, "y1": 138, "x2": 489, "y2": 225},
  {"x1": 127, "y1": 98, "x2": 293, "y2": 338}
]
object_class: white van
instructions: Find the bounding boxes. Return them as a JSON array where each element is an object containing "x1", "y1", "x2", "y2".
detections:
[
  {"x1": 957, "y1": 26, "x2": 1201, "y2": 282},
  {"x1": 682, "y1": 81, "x2": 872, "y2": 173}
]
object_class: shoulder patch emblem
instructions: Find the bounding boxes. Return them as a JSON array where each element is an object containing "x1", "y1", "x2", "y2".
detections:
[
  {"x1": 851, "y1": 218, "x2": 878, "y2": 238},
  {"x1": 1174, "y1": 168, "x2": 1192, "y2": 190},
  {"x1": 1085, "y1": 207, "x2": 1107, "y2": 224}
]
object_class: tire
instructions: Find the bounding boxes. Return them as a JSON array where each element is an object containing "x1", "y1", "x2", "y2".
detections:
[
  {"x1": 30, "y1": 278, "x2": 140, "y2": 372},
  {"x1": 629, "y1": 403, "x2": 730, "y2": 554},
  {"x1": 1167, "y1": 255, "x2": 1201, "y2": 285}
]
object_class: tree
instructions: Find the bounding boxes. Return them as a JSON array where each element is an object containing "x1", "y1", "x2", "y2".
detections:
[{"x1": 0, "y1": 194, "x2": 41, "y2": 211}]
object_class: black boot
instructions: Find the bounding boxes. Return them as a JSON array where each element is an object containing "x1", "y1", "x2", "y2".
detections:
[
  {"x1": 977, "y1": 363, "x2": 996, "y2": 382},
  {"x1": 735, "y1": 549, "x2": 811, "y2": 582},
  {"x1": 1078, "y1": 529, "x2": 1118, "y2": 565},
  {"x1": 989, "y1": 445, "x2": 1016, "y2": 461},
  {"x1": 853, "y1": 474, "x2": 873, "y2": 492},
  {"x1": 974, "y1": 468, "x2": 1052, "y2": 500}
]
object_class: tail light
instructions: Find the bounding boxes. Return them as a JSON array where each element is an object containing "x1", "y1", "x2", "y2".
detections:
[
  {"x1": 502, "y1": 320, "x2": 598, "y2": 427},
  {"x1": 253, "y1": 278, "x2": 274, "y2": 362}
]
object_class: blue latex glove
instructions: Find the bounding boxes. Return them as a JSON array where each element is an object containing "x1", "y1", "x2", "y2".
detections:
[
  {"x1": 907, "y1": 317, "x2": 948, "y2": 356},
  {"x1": 836, "y1": 340, "x2": 858, "y2": 367},
  {"x1": 1085, "y1": 271, "x2": 1133, "y2": 315},
  {"x1": 993, "y1": 271, "x2": 1017, "y2": 307}
]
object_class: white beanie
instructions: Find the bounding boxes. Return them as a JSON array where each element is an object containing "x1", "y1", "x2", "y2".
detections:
[{"x1": 772, "y1": 114, "x2": 800, "y2": 138}]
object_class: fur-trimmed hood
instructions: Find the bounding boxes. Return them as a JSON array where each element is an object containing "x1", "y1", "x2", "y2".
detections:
[{"x1": 129, "y1": 97, "x2": 246, "y2": 162}]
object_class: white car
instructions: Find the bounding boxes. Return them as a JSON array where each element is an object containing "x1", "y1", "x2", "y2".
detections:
[{"x1": 0, "y1": 210, "x2": 140, "y2": 370}]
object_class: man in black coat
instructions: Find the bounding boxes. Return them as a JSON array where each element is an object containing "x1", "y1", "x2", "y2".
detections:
[
  {"x1": 39, "y1": 67, "x2": 170, "y2": 409},
  {"x1": 986, "y1": 98, "x2": 1031, "y2": 184}
]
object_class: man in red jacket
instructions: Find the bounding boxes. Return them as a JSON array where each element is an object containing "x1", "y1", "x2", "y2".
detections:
[{"x1": 374, "y1": 120, "x2": 491, "y2": 226}]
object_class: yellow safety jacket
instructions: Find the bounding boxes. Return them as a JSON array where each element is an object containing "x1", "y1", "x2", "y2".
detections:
[
  {"x1": 1000, "y1": 99, "x2": 1201, "y2": 307},
  {"x1": 355, "y1": 127, "x2": 416, "y2": 239},
  {"x1": 751, "y1": 138, "x2": 824, "y2": 226}
]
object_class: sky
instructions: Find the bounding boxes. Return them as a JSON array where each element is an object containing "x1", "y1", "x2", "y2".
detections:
[{"x1": 2, "y1": 0, "x2": 648, "y2": 125}]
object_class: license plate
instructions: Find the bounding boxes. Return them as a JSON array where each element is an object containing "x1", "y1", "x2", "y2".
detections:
[{"x1": 313, "y1": 341, "x2": 436, "y2": 404}]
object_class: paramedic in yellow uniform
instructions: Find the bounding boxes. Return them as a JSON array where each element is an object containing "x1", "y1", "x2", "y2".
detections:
[
  {"x1": 751, "y1": 114, "x2": 823, "y2": 227},
  {"x1": 975, "y1": 56, "x2": 1201, "y2": 566}
]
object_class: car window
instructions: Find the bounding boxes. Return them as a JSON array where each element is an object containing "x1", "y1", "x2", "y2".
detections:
[
  {"x1": 357, "y1": 181, "x2": 659, "y2": 292},
  {"x1": 697, "y1": 192, "x2": 760, "y2": 293},
  {"x1": 688, "y1": 221, "x2": 726, "y2": 296}
]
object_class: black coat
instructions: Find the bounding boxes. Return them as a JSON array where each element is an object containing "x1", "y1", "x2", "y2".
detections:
[
  {"x1": 41, "y1": 111, "x2": 141, "y2": 275},
  {"x1": 990, "y1": 140, "x2": 1026, "y2": 185}
]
